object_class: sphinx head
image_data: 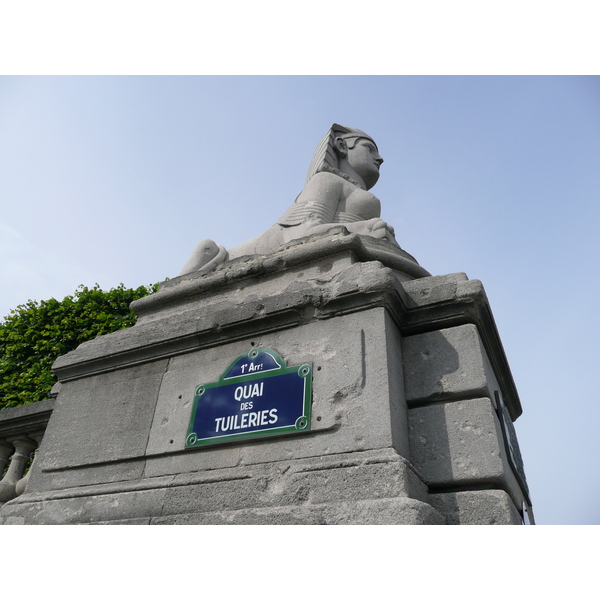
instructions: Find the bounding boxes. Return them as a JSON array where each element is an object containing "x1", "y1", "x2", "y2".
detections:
[{"x1": 306, "y1": 124, "x2": 384, "y2": 190}]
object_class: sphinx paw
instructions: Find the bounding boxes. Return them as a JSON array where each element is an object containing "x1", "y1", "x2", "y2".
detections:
[{"x1": 180, "y1": 239, "x2": 228, "y2": 275}]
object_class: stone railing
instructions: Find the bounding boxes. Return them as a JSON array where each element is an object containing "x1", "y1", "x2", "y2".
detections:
[{"x1": 0, "y1": 395, "x2": 56, "y2": 506}]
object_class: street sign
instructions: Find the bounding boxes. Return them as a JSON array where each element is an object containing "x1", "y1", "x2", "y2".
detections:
[{"x1": 185, "y1": 348, "x2": 312, "y2": 448}]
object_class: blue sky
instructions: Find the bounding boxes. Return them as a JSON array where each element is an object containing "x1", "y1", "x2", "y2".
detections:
[{"x1": 2, "y1": 75, "x2": 598, "y2": 525}]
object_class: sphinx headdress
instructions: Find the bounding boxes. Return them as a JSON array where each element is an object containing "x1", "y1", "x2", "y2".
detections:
[{"x1": 304, "y1": 123, "x2": 377, "y2": 185}]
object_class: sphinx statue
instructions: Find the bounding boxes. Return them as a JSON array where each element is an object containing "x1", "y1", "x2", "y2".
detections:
[{"x1": 180, "y1": 124, "x2": 399, "y2": 275}]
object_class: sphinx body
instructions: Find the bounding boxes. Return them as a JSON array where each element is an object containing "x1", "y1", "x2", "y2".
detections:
[{"x1": 180, "y1": 124, "x2": 398, "y2": 276}]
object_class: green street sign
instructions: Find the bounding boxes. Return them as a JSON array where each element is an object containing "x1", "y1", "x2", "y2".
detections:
[{"x1": 185, "y1": 348, "x2": 312, "y2": 448}]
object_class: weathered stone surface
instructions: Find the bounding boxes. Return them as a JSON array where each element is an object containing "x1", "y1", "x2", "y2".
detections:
[
  {"x1": 151, "y1": 498, "x2": 444, "y2": 525},
  {"x1": 38, "y1": 359, "x2": 168, "y2": 473},
  {"x1": 144, "y1": 315, "x2": 361, "y2": 456},
  {"x1": 402, "y1": 324, "x2": 500, "y2": 405},
  {"x1": 428, "y1": 490, "x2": 523, "y2": 525},
  {"x1": 0, "y1": 399, "x2": 55, "y2": 437},
  {"x1": 400, "y1": 274, "x2": 522, "y2": 420},
  {"x1": 139, "y1": 308, "x2": 407, "y2": 480},
  {"x1": 0, "y1": 485, "x2": 169, "y2": 525},
  {"x1": 400, "y1": 272, "x2": 470, "y2": 308},
  {"x1": 0, "y1": 448, "x2": 441, "y2": 525},
  {"x1": 408, "y1": 397, "x2": 527, "y2": 509}
]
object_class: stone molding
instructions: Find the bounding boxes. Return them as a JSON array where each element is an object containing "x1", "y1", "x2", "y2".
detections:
[{"x1": 0, "y1": 398, "x2": 56, "y2": 438}]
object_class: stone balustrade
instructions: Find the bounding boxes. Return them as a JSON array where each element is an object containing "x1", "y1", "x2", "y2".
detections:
[{"x1": 0, "y1": 396, "x2": 56, "y2": 507}]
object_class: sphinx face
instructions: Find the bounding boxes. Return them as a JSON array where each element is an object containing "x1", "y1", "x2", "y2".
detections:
[{"x1": 345, "y1": 137, "x2": 384, "y2": 190}]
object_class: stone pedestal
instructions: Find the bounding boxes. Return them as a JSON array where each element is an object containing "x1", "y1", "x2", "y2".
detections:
[{"x1": 0, "y1": 229, "x2": 533, "y2": 524}]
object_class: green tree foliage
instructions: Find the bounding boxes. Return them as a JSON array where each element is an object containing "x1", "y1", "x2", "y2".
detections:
[{"x1": 0, "y1": 283, "x2": 158, "y2": 410}]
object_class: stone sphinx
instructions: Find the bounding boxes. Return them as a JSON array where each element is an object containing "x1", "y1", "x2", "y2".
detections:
[{"x1": 180, "y1": 124, "x2": 400, "y2": 275}]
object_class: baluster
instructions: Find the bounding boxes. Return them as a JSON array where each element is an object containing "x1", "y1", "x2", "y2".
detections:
[
  {"x1": 0, "y1": 441, "x2": 13, "y2": 478},
  {"x1": 0, "y1": 436, "x2": 36, "y2": 505},
  {"x1": 15, "y1": 431, "x2": 44, "y2": 497}
]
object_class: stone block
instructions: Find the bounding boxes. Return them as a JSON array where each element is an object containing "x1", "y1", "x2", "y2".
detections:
[
  {"x1": 160, "y1": 448, "x2": 427, "y2": 518},
  {"x1": 400, "y1": 272, "x2": 469, "y2": 309},
  {"x1": 150, "y1": 498, "x2": 445, "y2": 525},
  {"x1": 39, "y1": 359, "x2": 168, "y2": 472},
  {"x1": 151, "y1": 505, "x2": 329, "y2": 525},
  {"x1": 0, "y1": 483, "x2": 169, "y2": 524},
  {"x1": 402, "y1": 324, "x2": 499, "y2": 404},
  {"x1": 428, "y1": 489, "x2": 523, "y2": 525},
  {"x1": 408, "y1": 397, "x2": 526, "y2": 508},
  {"x1": 161, "y1": 473, "x2": 263, "y2": 517}
]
